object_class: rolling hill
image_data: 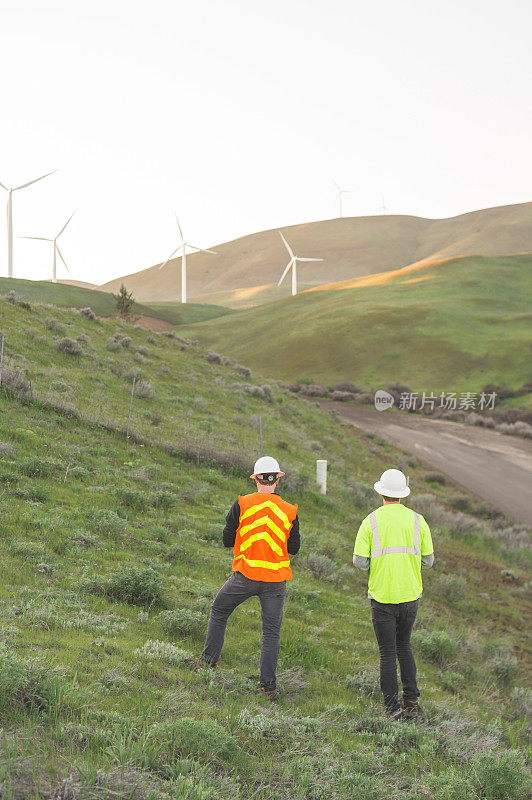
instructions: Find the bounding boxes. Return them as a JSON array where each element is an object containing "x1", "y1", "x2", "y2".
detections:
[
  {"x1": 0, "y1": 277, "x2": 231, "y2": 327},
  {"x1": 181, "y1": 253, "x2": 532, "y2": 392},
  {"x1": 0, "y1": 293, "x2": 529, "y2": 798},
  {"x1": 98, "y1": 202, "x2": 532, "y2": 307}
]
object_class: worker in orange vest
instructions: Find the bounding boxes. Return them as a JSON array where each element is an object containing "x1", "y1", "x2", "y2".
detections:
[{"x1": 198, "y1": 456, "x2": 300, "y2": 699}]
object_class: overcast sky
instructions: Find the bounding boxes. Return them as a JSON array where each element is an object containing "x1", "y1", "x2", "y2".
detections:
[{"x1": 1, "y1": 0, "x2": 530, "y2": 286}]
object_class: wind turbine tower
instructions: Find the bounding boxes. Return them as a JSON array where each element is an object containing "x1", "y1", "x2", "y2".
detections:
[
  {"x1": 334, "y1": 180, "x2": 352, "y2": 219},
  {"x1": 277, "y1": 231, "x2": 323, "y2": 297},
  {"x1": 376, "y1": 195, "x2": 390, "y2": 215},
  {"x1": 21, "y1": 211, "x2": 76, "y2": 283},
  {"x1": 0, "y1": 171, "x2": 57, "y2": 277},
  {"x1": 159, "y1": 214, "x2": 217, "y2": 304}
]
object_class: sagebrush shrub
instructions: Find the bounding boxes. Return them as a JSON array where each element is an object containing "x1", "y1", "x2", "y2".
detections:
[
  {"x1": 134, "y1": 639, "x2": 192, "y2": 665},
  {"x1": 488, "y1": 655, "x2": 518, "y2": 687},
  {"x1": 79, "y1": 307, "x2": 96, "y2": 319},
  {"x1": 45, "y1": 317, "x2": 66, "y2": 333},
  {"x1": 0, "y1": 644, "x2": 70, "y2": 714},
  {"x1": 87, "y1": 567, "x2": 164, "y2": 607},
  {"x1": 433, "y1": 574, "x2": 468, "y2": 603},
  {"x1": 413, "y1": 630, "x2": 459, "y2": 665},
  {"x1": 115, "y1": 487, "x2": 148, "y2": 511},
  {"x1": 159, "y1": 608, "x2": 205, "y2": 638},
  {"x1": 149, "y1": 717, "x2": 244, "y2": 766},
  {"x1": 473, "y1": 751, "x2": 531, "y2": 799},
  {"x1": 305, "y1": 553, "x2": 337, "y2": 581},
  {"x1": 56, "y1": 337, "x2": 82, "y2": 356},
  {"x1": 135, "y1": 380, "x2": 155, "y2": 399}
]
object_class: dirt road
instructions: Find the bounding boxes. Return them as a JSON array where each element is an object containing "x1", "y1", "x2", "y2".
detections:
[{"x1": 318, "y1": 402, "x2": 532, "y2": 526}]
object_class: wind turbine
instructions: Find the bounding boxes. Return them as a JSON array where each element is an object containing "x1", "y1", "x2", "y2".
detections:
[
  {"x1": 21, "y1": 211, "x2": 75, "y2": 283},
  {"x1": 158, "y1": 214, "x2": 217, "y2": 304},
  {"x1": 277, "y1": 231, "x2": 323, "y2": 297},
  {"x1": 376, "y1": 194, "x2": 390, "y2": 215},
  {"x1": 0, "y1": 170, "x2": 58, "y2": 277},
  {"x1": 333, "y1": 180, "x2": 352, "y2": 218}
]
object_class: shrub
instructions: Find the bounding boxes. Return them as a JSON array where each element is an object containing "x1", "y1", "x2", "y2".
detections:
[
  {"x1": 115, "y1": 487, "x2": 148, "y2": 511},
  {"x1": 152, "y1": 490, "x2": 173, "y2": 510},
  {"x1": 45, "y1": 316, "x2": 66, "y2": 333},
  {"x1": 488, "y1": 655, "x2": 519, "y2": 687},
  {"x1": 305, "y1": 553, "x2": 337, "y2": 581},
  {"x1": 330, "y1": 390, "x2": 356, "y2": 401},
  {"x1": 88, "y1": 509, "x2": 124, "y2": 533},
  {"x1": 79, "y1": 307, "x2": 96, "y2": 319},
  {"x1": 0, "y1": 644, "x2": 70, "y2": 714},
  {"x1": 473, "y1": 751, "x2": 531, "y2": 799},
  {"x1": 0, "y1": 442, "x2": 14, "y2": 456},
  {"x1": 56, "y1": 337, "x2": 82, "y2": 356},
  {"x1": 159, "y1": 608, "x2": 205, "y2": 638},
  {"x1": 413, "y1": 630, "x2": 459, "y2": 665},
  {"x1": 135, "y1": 380, "x2": 155, "y2": 399},
  {"x1": 206, "y1": 352, "x2": 222, "y2": 364},
  {"x1": 0, "y1": 364, "x2": 32, "y2": 397},
  {"x1": 76, "y1": 333, "x2": 90, "y2": 344},
  {"x1": 236, "y1": 365, "x2": 251, "y2": 377},
  {"x1": 425, "y1": 471, "x2": 447, "y2": 485},
  {"x1": 106, "y1": 336, "x2": 120, "y2": 351},
  {"x1": 136, "y1": 345, "x2": 149, "y2": 357},
  {"x1": 90, "y1": 567, "x2": 164, "y2": 607},
  {"x1": 334, "y1": 381, "x2": 361, "y2": 393},
  {"x1": 149, "y1": 717, "x2": 244, "y2": 766},
  {"x1": 133, "y1": 639, "x2": 193, "y2": 665},
  {"x1": 433, "y1": 574, "x2": 468, "y2": 603},
  {"x1": 18, "y1": 457, "x2": 58, "y2": 478},
  {"x1": 426, "y1": 769, "x2": 474, "y2": 800}
]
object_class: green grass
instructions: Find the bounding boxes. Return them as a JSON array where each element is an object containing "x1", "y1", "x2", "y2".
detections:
[
  {"x1": 181, "y1": 254, "x2": 532, "y2": 394},
  {"x1": 143, "y1": 300, "x2": 232, "y2": 325},
  {"x1": 0, "y1": 277, "x2": 231, "y2": 326},
  {"x1": 0, "y1": 294, "x2": 529, "y2": 799}
]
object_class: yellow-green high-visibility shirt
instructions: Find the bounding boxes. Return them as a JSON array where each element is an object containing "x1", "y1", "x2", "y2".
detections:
[{"x1": 354, "y1": 504, "x2": 433, "y2": 604}]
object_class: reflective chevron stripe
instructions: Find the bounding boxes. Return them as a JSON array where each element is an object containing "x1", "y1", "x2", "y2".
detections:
[
  {"x1": 234, "y1": 554, "x2": 290, "y2": 571},
  {"x1": 239, "y1": 515, "x2": 288, "y2": 543},
  {"x1": 239, "y1": 499, "x2": 291, "y2": 530},
  {"x1": 239, "y1": 531, "x2": 284, "y2": 557},
  {"x1": 369, "y1": 510, "x2": 421, "y2": 558}
]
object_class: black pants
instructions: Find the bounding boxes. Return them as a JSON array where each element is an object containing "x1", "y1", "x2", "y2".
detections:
[
  {"x1": 202, "y1": 571, "x2": 287, "y2": 689},
  {"x1": 371, "y1": 598, "x2": 420, "y2": 711}
]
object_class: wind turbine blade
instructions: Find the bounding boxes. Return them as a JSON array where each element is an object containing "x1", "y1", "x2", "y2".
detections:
[
  {"x1": 333, "y1": 180, "x2": 341, "y2": 191},
  {"x1": 20, "y1": 236, "x2": 53, "y2": 241},
  {"x1": 55, "y1": 244, "x2": 71, "y2": 275},
  {"x1": 57, "y1": 210, "x2": 76, "y2": 239},
  {"x1": 174, "y1": 213, "x2": 184, "y2": 242},
  {"x1": 277, "y1": 259, "x2": 293, "y2": 287},
  {"x1": 278, "y1": 230, "x2": 294, "y2": 258},
  {"x1": 14, "y1": 169, "x2": 58, "y2": 191},
  {"x1": 158, "y1": 248, "x2": 179, "y2": 269},
  {"x1": 297, "y1": 257, "x2": 323, "y2": 262},
  {"x1": 186, "y1": 245, "x2": 217, "y2": 255},
  {"x1": 0, "y1": 181, "x2": 8, "y2": 191}
]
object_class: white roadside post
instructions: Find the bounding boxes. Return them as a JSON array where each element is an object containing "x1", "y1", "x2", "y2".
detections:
[{"x1": 316, "y1": 459, "x2": 327, "y2": 495}]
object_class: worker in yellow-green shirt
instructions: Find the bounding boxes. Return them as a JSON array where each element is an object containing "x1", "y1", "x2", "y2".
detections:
[{"x1": 353, "y1": 469, "x2": 434, "y2": 721}]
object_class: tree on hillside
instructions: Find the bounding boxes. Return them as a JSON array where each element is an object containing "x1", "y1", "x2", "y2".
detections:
[{"x1": 114, "y1": 284, "x2": 135, "y2": 319}]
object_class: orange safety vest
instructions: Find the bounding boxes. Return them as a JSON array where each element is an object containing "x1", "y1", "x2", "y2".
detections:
[{"x1": 232, "y1": 492, "x2": 298, "y2": 582}]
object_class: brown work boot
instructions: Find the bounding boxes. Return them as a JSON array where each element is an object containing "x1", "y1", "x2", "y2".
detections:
[
  {"x1": 401, "y1": 699, "x2": 420, "y2": 720},
  {"x1": 386, "y1": 705, "x2": 404, "y2": 722},
  {"x1": 260, "y1": 686, "x2": 280, "y2": 701}
]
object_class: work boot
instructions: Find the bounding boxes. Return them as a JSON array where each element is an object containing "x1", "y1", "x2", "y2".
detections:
[
  {"x1": 386, "y1": 705, "x2": 403, "y2": 722},
  {"x1": 260, "y1": 685, "x2": 280, "y2": 701},
  {"x1": 401, "y1": 699, "x2": 420, "y2": 720}
]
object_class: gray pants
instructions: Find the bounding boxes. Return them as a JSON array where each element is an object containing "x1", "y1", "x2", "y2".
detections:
[{"x1": 201, "y1": 571, "x2": 287, "y2": 689}]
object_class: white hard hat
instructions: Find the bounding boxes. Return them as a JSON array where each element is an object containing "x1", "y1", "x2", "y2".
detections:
[
  {"x1": 374, "y1": 468, "x2": 410, "y2": 498},
  {"x1": 251, "y1": 455, "x2": 285, "y2": 478}
]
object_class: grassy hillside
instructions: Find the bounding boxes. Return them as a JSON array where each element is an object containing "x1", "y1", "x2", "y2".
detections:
[
  {"x1": 98, "y1": 202, "x2": 532, "y2": 306},
  {"x1": 182, "y1": 254, "x2": 532, "y2": 393},
  {"x1": 0, "y1": 295, "x2": 530, "y2": 799},
  {"x1": 0, "y1": 278, "x2": 231, "y2": 327}
]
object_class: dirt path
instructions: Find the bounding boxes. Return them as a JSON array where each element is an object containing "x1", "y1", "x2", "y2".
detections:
[{"x1": 317, "y1": 401, "x2": 532, "y2": 526}]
